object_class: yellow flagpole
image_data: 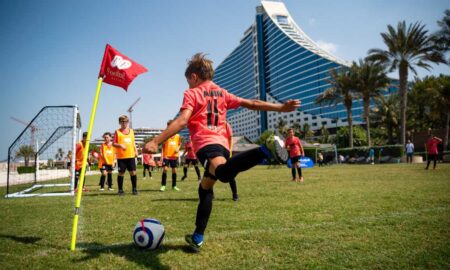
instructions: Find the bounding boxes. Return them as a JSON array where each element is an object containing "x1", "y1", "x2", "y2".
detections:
[{"x1": 70, "y1": 77, "x2": 103, "y2": 251}]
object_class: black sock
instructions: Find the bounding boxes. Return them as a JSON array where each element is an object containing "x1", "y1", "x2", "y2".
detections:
[
  {"x1": 195, "y1": 166, "x2": 201, "y2": 179},
  {"x1": 229, "y1": 179, "x2": 237, "y2": 195},
  {"x1": 131, "y1": 175, "x2": 137, "y2": 189},
  {"x1": 100, "y1": 175, "x2": 105, "y2": 188},
  {"x1": 162, "y1": 172, "x2": 167, "y2": 186},
  {"x1": 172, "y1": 173, "x2": 177, "y2": 187},
  {"x1": 143, "y1": 170, "x2": 146, "y2": 177},
  {"x1": 215, "y1": 147, "x2": 266, "y2": 182},
  {"x1": 297, "y1": 167, "x2": 302, "y2": 178},
  {"x1": 149, "y1": 171, "x2": 152, "y2": 177},
  {"x1": 195, "y1": 185, "x2": 214, "y2": 235},
  {"x1": 107, "y1": 173, "x2": 113, "y2": 188},
  {"x1": 183, "y1": 167, "x2": 187, "y2": 177},
  {"x1": 118, "y1": 175, "x2": 124, "y2": 191},
  {"x1": 291, "y1": 168, "x2": 296, "y2": 179}
]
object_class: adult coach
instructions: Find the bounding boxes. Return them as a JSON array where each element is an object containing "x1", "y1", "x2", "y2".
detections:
[
  {"x1": 144, "y1": 53, "x2": 300, "y2": 251},
  {"x1": 113, "y1": 115, "x2": 138, "y2": 195}
]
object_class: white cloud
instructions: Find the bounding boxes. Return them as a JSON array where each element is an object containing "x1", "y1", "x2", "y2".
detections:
[{"x1": 315, "y1": 40, "x2": 338, "y2": 54}]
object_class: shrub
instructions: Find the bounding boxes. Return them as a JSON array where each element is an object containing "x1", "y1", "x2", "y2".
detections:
[
  {"x1": 338, "y1": 145, "x2": 404, "y2": 159},
  {"x1": 17, "y1": 166, "x2": 36, "y2": 174}
]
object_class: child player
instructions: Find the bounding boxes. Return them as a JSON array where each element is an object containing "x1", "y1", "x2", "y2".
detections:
[
  {"x1": 74, "y1": 132, "x2": 88, "y2": 192},
  {"x1": 142, "y1": 152, "x2": 153, "y2": 180},
  {"x1": 285, "y1": 128, "x2": 305, "y2": 183},
  {"x1": 144, "y1": 53, "x2": 300, "y2": 251},
  {"x1": 98, "y1": 132, "x2": 115, "y2": 191},
  {"x1": 160, "y1": 120, "x2": 182, "y2": 192},
  {"x1": 181, "y1": 136, "x2": 201, "y2": 181},
  {"x1": 113, "y1": 115, "x2": 139, "y2": 195}
]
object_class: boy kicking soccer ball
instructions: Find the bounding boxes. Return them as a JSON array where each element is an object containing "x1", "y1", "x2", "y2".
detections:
[{"x1": 144, "y1": 53, "x2": 300, "y2": 251}]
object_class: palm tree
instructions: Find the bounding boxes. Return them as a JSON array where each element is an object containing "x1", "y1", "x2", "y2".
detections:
[
  {"x1": 302, "y1": 123, "x2": 315, "y2": 140},
  {"x1": 368, "y1": 21, "x2": 446, "y2": 146},
  {"x1": 276, "y1": 118, "x2": 287, "y2": 136},
  {"x1": 353, "y1": 59, "x2": 390, "y2": 146},
  {"x1": 434, "y1": 10, "x2": 450, "y2": 63},
  {"x1": 291, "y1": 121, "x2": 302, "y2": 137},
  {"x1": 370, "y1": 94, "x2": 400, "y2": 144},
  {"x1": 16, "y1": 145, "x2": 35, "y2": 167},
  {"x1": 316, "y1": 68, "x2": 357, "y2": 147}
]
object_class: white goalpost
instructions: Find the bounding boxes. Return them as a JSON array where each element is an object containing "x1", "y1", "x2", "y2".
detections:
[{"x1": 5, "y1": 105, "x2": 80, "y2": 198}]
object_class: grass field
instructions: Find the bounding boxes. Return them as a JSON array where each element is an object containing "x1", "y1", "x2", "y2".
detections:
[{"x1": 0, "y1": 164, "x2": 449, "y2": 269}]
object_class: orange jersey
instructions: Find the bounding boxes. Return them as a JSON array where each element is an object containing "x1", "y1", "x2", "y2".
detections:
[
  {"x1": 114, "y1": 129, "x2": 136, "y2": 159},
  {"x1": 75, "y1": 141, "x2": 85, "y2": 170},
  {"x1": 99, "y1": 143, "x2": 115, "y2": 167},
  {"x1": 163, "y1": 134, "x2": 181, "y2": 160}
]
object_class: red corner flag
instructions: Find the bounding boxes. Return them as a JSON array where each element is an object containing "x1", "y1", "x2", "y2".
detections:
[{"x1": 99, "y1": 44, "x2": 148, "y2": 91}]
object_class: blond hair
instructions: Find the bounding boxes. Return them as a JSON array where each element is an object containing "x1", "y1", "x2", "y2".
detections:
[{"x1": 185, "y1": 53, "x2": 214, "y2": 80}]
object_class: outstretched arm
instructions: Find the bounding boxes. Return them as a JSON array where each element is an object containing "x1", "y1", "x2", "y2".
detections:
[
  {"x1": 240, "y1": 99, "x2": 300, "y2": 112},
  {"x1": 144, "y1": 109, "x2": 192, "y2": 153}
]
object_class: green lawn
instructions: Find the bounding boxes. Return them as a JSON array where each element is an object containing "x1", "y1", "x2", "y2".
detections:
[{"x1": 0, "y1": 164, "x2": 449, "y2": 269}]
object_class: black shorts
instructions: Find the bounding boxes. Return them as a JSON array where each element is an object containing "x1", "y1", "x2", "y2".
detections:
[
  {"x1": 185, "y1": 158, "x2": 198, "y2": 166},
  {"x1": 117, "y1": 158, "x2": 136, "y2": 173},
  {"x1": 163, "y1": 159, "x2": 178, "y2": 168},
  {"x1": 143, "y1": 164, "x2": 150, "y2": 170},
  {"x1": 100, "y1": 164, "x2": 113, "y2": 172},
  {"x1": 196, "y1": 144, "x2": 230, "y2": 175},
  {"x1": 290, "y1": 156, "x2": 301, "y2": 164}
]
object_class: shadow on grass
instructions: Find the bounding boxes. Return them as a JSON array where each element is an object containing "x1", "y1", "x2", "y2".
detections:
[
  {"x1": 76, "y1": 242, "x2": 196, "y2": 269},
  {"x1": 0, "y1": 234, "x2": 42, "y2": 244}
]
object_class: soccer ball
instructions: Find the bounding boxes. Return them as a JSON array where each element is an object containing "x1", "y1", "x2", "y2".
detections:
[{"x1": 133, "y1": 218, "x2": 165, "y2": 250}]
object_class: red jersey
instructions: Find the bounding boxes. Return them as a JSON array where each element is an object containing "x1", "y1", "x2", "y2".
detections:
[
  {"x1": 180, "y1": 81, "x2": 242, "y2": 153},
  {"x1": 184, "y1": 141, "x2": 197, "y2": 159},
  {"x1": 427, "y1": 138, "x2": 440, "y2": 154},
  {"x1": 143, "y1": 153, "x2": 152, "y2": 165},
  {"x1": 285, "y1": 136, "x2": 303, "y2": 157}
]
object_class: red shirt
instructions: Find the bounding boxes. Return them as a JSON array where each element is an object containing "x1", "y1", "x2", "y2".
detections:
[
  {"x1": 143, "y1": 153, "x2": 152, "y2": 165},
  {"x1": 180, "y1": 81, "x2": 242, "y2": 153},
  {"x1": 285, "y1": 136, "x2": 303, "y2": 158},
  {"x1": 427, "y1": 138, "x2": 440, "y2": 154},
  {"x1": 184, "y1": 141, "x2": 197, "y2": 159}
]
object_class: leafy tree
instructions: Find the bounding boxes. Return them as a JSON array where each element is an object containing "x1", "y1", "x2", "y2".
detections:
[
  {"x1": 291, "y1": 121, "x2": 302, "y2": 138},
  {"x1": 301, "y1": 123, "x2": 314, "y2": 140},
  {"x1": 368, "y1": 21, "x2": 446, "y2": 145},
  {"x1": 320, "y1": 125, "x2": 330, "y2": 144},
  {"x1": 255, "y1": 130, "x2": 274, "y2": 145},
  {"x1": 16, "y1": 145, "x2": 35, "y2": 167},
  {"x1": 333, "y1": 126, "x2": 367, "y2": 148},
  {"x1": 435, "y1": 75, "x2": 450, "y2": 150},
  {"x1": 433, "y1": 10, "x2": 450, "y2": 63},
  {"x1": 316, "y1": 68, "x2": 358, "y2": 147}
]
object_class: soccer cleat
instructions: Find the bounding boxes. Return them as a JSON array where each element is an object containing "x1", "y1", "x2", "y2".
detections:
[
  {"x1": 299, "y1": 177, "x2": 304, "y2": 183},
  {"x1": 150, "y1": 177, "x2": 153, "y2": 179},
  {"x1": 181, "y1": 176, "x2": 187, "y2": 181},
  {"x1": 185, "y1": 234, "x2": 203, "y2": 252},
  {"x1": 108, "y1": 187, "x2": 114, "y2": 191},
  {"x1": 132, "y1": 189, "x2": 139, "y2": 195},
  {"x1": 143, "y1": 177, "x2": 146, "y2": 180},
  {"x1": 118, "y1": 190, "x2": 125, "y2": 196},
  {"x1": 172, "y1": 186, "x2": 180, "y2": 191},
  {"x1": 159, "y1": 186, "x2": 166, "y2": 192},
  {"x1": 232, "y1": 194, "x2": 239, "y2": 201},
  {"x1": 82, "y1": 187, "x2": 89, "y2": 192},
  {"x1": 99, "y1": 188, "x2": 104, "y2": 191}
]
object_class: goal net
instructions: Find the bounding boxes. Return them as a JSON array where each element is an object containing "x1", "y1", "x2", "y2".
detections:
[{"x1": 5, "y1": 106, "x2": 80, "y2": 198}]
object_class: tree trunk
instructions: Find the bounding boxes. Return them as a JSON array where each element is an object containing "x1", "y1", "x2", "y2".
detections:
[
  {"x1": 364, "y1": 97, "x2": 371, "y2": 147},
  {"x1": 347, "y1": 108, "x2": 353, "y2": 148},
  {"x1": 399, "y1": 62, "x2": 408, "y2": 145},
  {"x1": 445, "y1": 110, "x2": 450, "y2": 151}
]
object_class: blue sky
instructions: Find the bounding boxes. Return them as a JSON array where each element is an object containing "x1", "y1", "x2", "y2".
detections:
[{"x1": 0, "y1": 0, "x2": 448, "y2": 160}]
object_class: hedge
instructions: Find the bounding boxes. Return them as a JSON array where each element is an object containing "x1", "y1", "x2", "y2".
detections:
[
  {"x1": 337, "y1": 145, "x2": 404, "y2": 158},
  {"x1": 17, "y1": 166, "x2": 36, "y2": 174}
]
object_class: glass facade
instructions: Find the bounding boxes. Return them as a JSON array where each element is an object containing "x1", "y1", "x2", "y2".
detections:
[{"x1": 186, "y1": 1, "x2": 398, "y2": 141}]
